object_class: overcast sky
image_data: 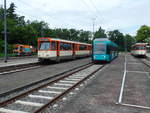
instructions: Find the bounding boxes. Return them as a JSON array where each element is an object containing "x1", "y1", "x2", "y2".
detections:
[{"x1": 0, "y1": 0, "x2": 150, "y2": 36}]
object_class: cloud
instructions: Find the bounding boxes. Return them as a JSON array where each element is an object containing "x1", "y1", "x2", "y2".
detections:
[
  {"x1": 0, "y1": 0, "x2": 150, "y2": 35},
  {"x1": 98, "y1": 0, "x2": 150, "y2": 35}
]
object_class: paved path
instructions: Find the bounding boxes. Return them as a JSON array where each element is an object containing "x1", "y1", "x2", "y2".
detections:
[
  {"x1": 0, "y1": 58, "x2": 38, "y2": 68},
  {"x1": 54, "y1": 54, "x2": 150, "y2": 113}
]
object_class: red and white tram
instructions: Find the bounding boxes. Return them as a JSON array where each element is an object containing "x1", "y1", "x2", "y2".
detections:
[
  {"x1": 131, "y1": 43, "x2": 147, "y2": 57},
  {"x1": 38, "y1": 37, "x2": 91, "y2": 62}
]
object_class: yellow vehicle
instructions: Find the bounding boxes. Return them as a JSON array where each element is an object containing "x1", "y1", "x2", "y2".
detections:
[{"x1": 13, "y1": 44, "x2": 36, "y2": 56}]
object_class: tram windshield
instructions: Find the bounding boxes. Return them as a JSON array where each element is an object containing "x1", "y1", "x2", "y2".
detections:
[
  {"x1": 40, "y1": 42, "x2": 50, "y2": 50},
  {"x1": 94, "y1": 43, "x2": 106, "y2": 54},
  {"x1": 134, "y1": 46, "x2": 146, "y2": 50}
]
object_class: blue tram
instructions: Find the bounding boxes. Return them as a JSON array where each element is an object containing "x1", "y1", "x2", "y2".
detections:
[{"x1": 92, "y1": 38, "x2": 118, "y2": 62}]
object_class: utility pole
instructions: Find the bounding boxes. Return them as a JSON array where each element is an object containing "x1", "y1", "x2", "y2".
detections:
[
  {"x1": 4, "y1": 0, "x2": 7, "y2": 63},
  {"x1": 92, "y1": 18, "x2": 96, "y2": 40}
]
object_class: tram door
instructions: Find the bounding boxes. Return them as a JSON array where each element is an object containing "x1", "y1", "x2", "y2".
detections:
[
  {"x1": 72, "y1": 44, "x2": 76, "y2": 58},
  {"x1": 56, "y1": 41, "x2": 60, "y2": 57}
]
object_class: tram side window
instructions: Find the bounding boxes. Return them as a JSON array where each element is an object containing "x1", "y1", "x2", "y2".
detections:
[
  {"x1": 139, "y1": 46, "x2": 146, "y2": 50},
  {"x1": 134, "y1": 46, "x2": 137, "y2": 50},
  {"x1": 51, "y1": 41, "x2": 56, "y2": 50},
  {"x1": 107, "y1": 45, "x2": 111, "y2": 54},
  {"x1": 60, "y1": 42, "x2": 72, "y2": 50},
  {"x1": 79, "y1": 45, "x2": 86, "y2": 50},
  {"x1": 60, "y1": 43, "x2": 63, "y2": 50}
]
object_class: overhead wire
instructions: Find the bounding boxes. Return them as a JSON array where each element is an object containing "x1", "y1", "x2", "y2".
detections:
[
  {"x1": 80, "y1": 0, "x2": 99, "y2": 19},
  {"x1": 6, "y1": 0, "x2": 105, "y2": 31},
  {"x1": 14, "y1": 0, "x2": 56, "y2": 19},
  {"x1": 88, "y1": 0, "x2": 105, "y2": 24},
  {"x1": 14, "y1": 0, "x2": 77, "y2": 29},
  {"x1": 80, "y1": 0, "x2": 99, "y2": 32}
]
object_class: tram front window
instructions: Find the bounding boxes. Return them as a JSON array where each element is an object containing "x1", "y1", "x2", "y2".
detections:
[
  {"x1": 94, "y1": 43, "x2": 106, "y2": 54},
  {"x1": 40, "y1": 42, "x2": 50, "y2": 50},
  {"x1": 135, "y1": 46, "x2": 146, "y2": 50}
]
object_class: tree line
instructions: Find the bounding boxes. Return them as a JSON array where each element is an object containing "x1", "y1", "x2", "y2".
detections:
[{"x1": 0, "y1": 3, "x2": 150, "y2": 53}]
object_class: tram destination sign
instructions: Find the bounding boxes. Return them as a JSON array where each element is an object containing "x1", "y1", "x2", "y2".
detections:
[{"x1": 39, "y1": 38, "x2": 49, "y2": 41}]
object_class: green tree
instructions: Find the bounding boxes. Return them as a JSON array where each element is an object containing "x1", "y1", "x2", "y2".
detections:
[
  {"x1": 5, "y1": 3, "x2": 26, "y2": 46},
  {"x1": 7, "y1": 3, "x2": 17, "y2": 20},
  {"x1": 124, "y1": 34, "x2": 135, "y2": 51},
  {"x1": 79, "y1": 30, "x2": 91, "y2": 43},
  {"x1": 0, "y1": 6, "x2": 3, "y2": 40},
  {"x1": 69, "y1": 29, "x2": 79, "y2": 41},
  {"x1": 136, "y1": 25, "x2": 150, "y2": 43},
  {"x1": 94, "y1": 27, "x2": 107, "y2": 39},
  {"x1": 108, "y1": 30, "x2": 125, "y2": 51},
  {"x1": 0, "y1": 2, "x2": 94, "y2": 54},
  {"x1": 0, "y1": 6, "x2": 4, "y2": 53}
]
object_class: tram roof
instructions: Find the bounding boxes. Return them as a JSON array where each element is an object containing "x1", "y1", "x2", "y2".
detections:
[
  {"x1": 93, "y1": 38, "x2": 118, "y2": 47},
  {"x1": 132, "y1": 43, "x2": 148, "y2": 47},
  {"x1": 38, "y1": 37, "x2": 91, "y2": 45}
]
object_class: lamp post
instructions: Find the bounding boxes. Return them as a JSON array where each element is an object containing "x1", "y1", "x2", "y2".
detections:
[
  {"x1": 4, "y1": 0, "x2": 7, "y2": 63},
  {"x1": 92, "y1": 18, "x2": 96, "y2": 40}
]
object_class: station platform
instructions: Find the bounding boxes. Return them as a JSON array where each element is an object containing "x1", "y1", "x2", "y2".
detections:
[{"x1": 0, "y1": 58, "x2": 38, "y2": 68}]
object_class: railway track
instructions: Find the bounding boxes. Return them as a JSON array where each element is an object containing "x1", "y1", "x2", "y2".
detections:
[
  {"x1": 0, "y1": 63, "x2": 104, "y2": 113},
  {"x1": 139, "y1": 58, "x2": 150, "y2": 68},
  {"x1": 0, "y1": 57, "x2": 89, "y2": 75},
  {"x1": 0, "y1": 62, "x2": 92, "y2": 98}
]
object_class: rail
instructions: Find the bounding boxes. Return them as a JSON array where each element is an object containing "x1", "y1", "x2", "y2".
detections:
[{"x1": 0, "y1": 63, "x2": 104, "y2": 113}]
